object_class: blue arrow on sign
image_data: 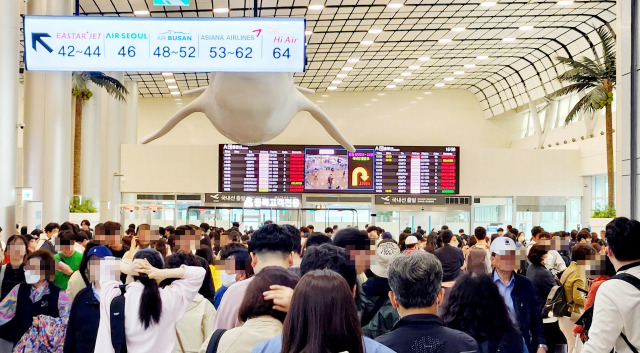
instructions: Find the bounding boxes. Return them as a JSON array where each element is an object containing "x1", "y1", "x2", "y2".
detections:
[{"x1": 32, "y1": 33, "x2": 53, "y2": 53}]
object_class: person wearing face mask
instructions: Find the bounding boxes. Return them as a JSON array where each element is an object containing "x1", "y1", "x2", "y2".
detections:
[
  {"x1": 63, "y1": 245, "x2": 112, "y2": 353},
  {"x1": 214, "y1": 244, "x2": 254, "y2": 309},
  {"x1": 0, "y1": 250, "x2": 70, "y2": 351}
]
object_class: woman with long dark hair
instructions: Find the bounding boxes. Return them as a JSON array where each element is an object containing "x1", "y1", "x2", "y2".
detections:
[
  {"x1": 252, "y1": 269, "x2": 394, "y2": 353},
  {"x1": 441, "y1": 273, "x2": 526, "y2": 353},
  {"x1": 94, "y1": 249, "x2": 206, "y2": 353}
]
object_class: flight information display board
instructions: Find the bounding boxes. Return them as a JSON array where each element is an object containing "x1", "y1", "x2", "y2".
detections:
[
  {"x1": 23, "y1": 16, "x2": 305, "y2": 72},
  {"x1": 219, "y1": 144, "x2": 459, "y2": 194}
]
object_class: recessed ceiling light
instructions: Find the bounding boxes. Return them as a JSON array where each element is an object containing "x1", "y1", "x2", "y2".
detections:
[
  {"x1": 386, "y1": 3, "x2": 404, "y2": 8},
  {"x1": 342, "y1": 67, "x2": 353, "y2": 71},
  {"x1": 476, "y1": 55, "x2": 489, "y2": 60},
  {"x1": 213, "y1": 7, "x2": 229, "y2": 13},
  {"x1": 347, "y1": 58, "x2": 360, "y2": 63},
  {"x1": 378, "y1": 93, "x2": 386, "y2": 96},
  {"x1": 454, "y1": 71, "x2": 465, "y2": 75},
  {"x1": 175, "y1": 99, "x2": 182, "y2": 101},
  {"x1": 418, "y1": 56, "x2": 430, "y2": 61},
  {"x1": 308, "y1": 4, "x2": 325, "y2": 10},
  {"x1": 502, "y1": 37, "x2": 516, "y2": 42},
  {"x1": 360, "y1": 40, "x2": 374, "y2": 45},
  {"x1": 368, "y1": 29, "x2": 383, "y2": 34},
  {"x1": 393, "y1": 78, "x2": 404, "y2": 82},
  {"x1": 424, "y1": 92, "x2": 432, "y2": 95},
  {"x1": 337, "y1": 74, "x2": 347, "y2": 78},
  {"x1": 444, "y1": 77, "x2": 454, "y2": 81},
  {"x1": 557, "y1": 0, "x2": 574, "y2": 6},
  {"x1": 162, "y1": 72, "x2": 173, "y2": 76},
  {"x1": 372, "y1": 99, "x2": 379, "y2": 102},
  {"x1": 322, "y1": 94, "x2": 329, "y2": 97},
  {"x1": 438, "y1": 38, "x2": 452, "y2": 44},
  {"x1": 519, "y1": 25, "x2": 534, "y2": 31},
  {"x1": 168, "y1": 85, "x2": 178, "y2": 89},
  {"x1": 480, "y1": 1, "x2": 497, "y2": 7},
  {"x1": 451, "y1": 27, "x2": 466, "y2": 32},
  {"x1": 305, "y1": 30, "x2": 313, "y2": 35},
  {"x1": 400, "y1": 72, "x2": 412, "y2": 76},
  {"x1": 165, "y1": 79, "x2": 176, "y2": 83},
  {"x1": 464, "y1": 64, "x2": 476, "y2": 68},
  {"x1": 316, "y1": 100, "x2": 324, "y2": 103},
  {"x1": 327, "y1": 86, "x2": 337, "y2": 90},
  {"x1": 332, "y1": 80, "x2": 342, "y2": 84},
  {"x1": 386, "y1": 84, "x2": 397, "y2": 89},
  {"x1": 133, "y1": 10, "x2": 149, "y2": 16},
  {"x1": 409, "y1": 65, "x2": 420, "y2": 70},
  {"x1": 170, "y1": 91, "x2": 181, "y2": 95},
  {"x1": 435, "y1": 83, "x2": 445, "y2": 87}
]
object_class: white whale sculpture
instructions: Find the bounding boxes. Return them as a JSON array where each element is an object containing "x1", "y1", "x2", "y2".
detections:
[{"x1": 141, "y1": 72, "x2": 355, "y2": 152}]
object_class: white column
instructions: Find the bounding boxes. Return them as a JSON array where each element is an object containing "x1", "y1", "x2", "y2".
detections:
[
  {"x1": 0, "y1": 0, "x2": 20, "y2": 232},
  {"x1": 121, "y1": 80, "x2": 138, "y2": 206},
  {"x1": 80, "y1": 82, "x2": 103, "y2": 208},
  {"x1": 100, "y1": 73, "x2": 125, "y2": 222},
  {"x1": 24, "y1": 0, "x2": 73, "y2": 225}
]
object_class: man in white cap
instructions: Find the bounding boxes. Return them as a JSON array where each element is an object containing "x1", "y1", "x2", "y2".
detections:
[
  {"x1": 403, "y1": 236, "x2": 419, "y2": 254},
  {"x1": 491, "y1": 237, "x2": 548, "y2": 353},
  {"x1": 360, "y1": 240, "x2": 401, "y2": 338}
]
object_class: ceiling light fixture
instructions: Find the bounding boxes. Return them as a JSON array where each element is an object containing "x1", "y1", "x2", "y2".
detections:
[
  {"x1": 332, "y1": 80, "x2": 342, "y2": 84},
  {"x1": 444, "y1": 77, "x2": 454, "y2": 81},
  {"x1": 393, "y1": 78, "x2": 404, "y2": 82},
  {"x1": 162, "y1": 72, "x2": 173, "y2": 76},
  {"x1": 519, "y1": 25, "x2": 534, "y2": 31},
  {"x1": 400, "y1": 72, "x2": 412, "y2": 76},
  {"x1": 451, "y1": 27, "x2": 466, "y2": 32},
  {"x1": 438, "y1": 38, "x2": 452, "y2": 44},
  {"x1": 454, "y1": 71, "x2": 465, "y2": 75},
  {"x1": 337, "y1": 74, "x2": 347, "y2": 78},
  {"x1": 213, "y1": 7, "x2": 229, "y2": 13},
  {"x1": 360, "y1": 40, "x2": 374, "y2": 45},
  {"x1": 133, "y1": 10, "x2": 150, "y2": 16},
  {"x1": 308, "y1": 4, "x2": 325, "y2": 10},
  {"x1": 168, "y1": 85, "x2": 178, "y2": 89},
  {"x1": 464, "y1": 64, "x2": 476, "y2": 68},
  {"x1": 327, "y1": 86, "x2": 337, "y2": 90},
  {"x1": 476, "y1": 55, "x2": 489, "y2": 60},
  {"x1": 165, "y1": 79, "x2": 176, "y2": 83},
  {"x1": 502, "y1": 37, "x2": 516, "y2": 42},
  {"x1": 480, "y1": 1, "x2": 497, "y2": 7},
  {"x1": 378, "y1": 93, "x2": 386, "y2": 96},
  {"x1": 557, "y1": 0, "x2": 574, "y2": 6},
  {"x1": 409, "y1": 65, "x2": 420, "y2": 70},
  {"x1": 347, "y1": 58, "x2": 360, "y2": 63},
  {"x1": 386, "y1": 84, "x2": 397, "y2": 88},
  {"x1": 386, "y1": 3, "x2": 404, "y2": 9},
  {"x1": 342, "y1": 67, "x2": 353, "y2": 71},
  {"x1": 368, "y1": 28, "x2": 383, "y2": 34},
  {"x1": 435, "y1": 83, "x2": 445, "y2": 87},
  {"x1": 305, "y1": 30, "x2": 313, "y2": 35},
  {"x1": 418, "y1": 56, "x2": 430, "y2": 61},
  {"x1": 170, "y1": 91, "x2": 181, "y2": 95}
]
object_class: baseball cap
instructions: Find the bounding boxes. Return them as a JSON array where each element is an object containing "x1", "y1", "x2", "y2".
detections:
[
  {"x1": 405, "y1": 235, "x2": 419, "y2": 246},
  {"x1": 87, "y1": 245, "x2": 113, "y2": 259},
  {"x1": 381, "y1": 232, "x2": 393, "y2": 240},
  {"x1": 413, "y1": 232, "x2": 425, "y2": 242},
  {"x1": 370, "y1": 241, "x2": 401, "y2": 278},
  {"x1": 490, "y1": 236, "x2": 516, "y2": 255}
]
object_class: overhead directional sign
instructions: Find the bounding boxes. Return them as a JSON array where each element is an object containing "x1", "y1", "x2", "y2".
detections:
[{"x1": 23, "y1": 16, "x2": 306, "y2": 72}]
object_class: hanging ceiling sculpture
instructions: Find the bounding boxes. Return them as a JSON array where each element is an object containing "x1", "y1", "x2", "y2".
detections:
[{"x1": 141, "y1": 73, "x2": 355, "y2": 151}]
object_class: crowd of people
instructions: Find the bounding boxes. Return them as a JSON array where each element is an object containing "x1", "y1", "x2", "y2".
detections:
[{"x1": 0, "y1": 218, "x2": 637, "y2": 353}]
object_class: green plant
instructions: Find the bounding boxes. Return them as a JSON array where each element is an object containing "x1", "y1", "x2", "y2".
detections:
[
  {"x1": 548, "y1": 26, "x2": 616, "y2": 209},
  {"x1": 71, "y1": 72, "x2": 128, "y2": 197},
  {"x1": 69, "y1": 197, "x2": 98, "y2": 213},
  {"x1": 592, "y1": 206, "x2": 616, "y2": 218}
]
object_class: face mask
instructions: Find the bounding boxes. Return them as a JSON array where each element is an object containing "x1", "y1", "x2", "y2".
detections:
[
  {"x1": 25, "y1": 270, "x2": 40, "y2": 284},
  {"x1": 220, "y1": 271, "x2": 237, "y2": 287},
  {"x1": 50, "y1": 232, "x2": 58, "y2": 239}
]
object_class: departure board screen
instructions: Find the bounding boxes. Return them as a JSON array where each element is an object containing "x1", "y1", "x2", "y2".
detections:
[{"x1": 219, "y1": 144, "x2": 459, "y2": 194}]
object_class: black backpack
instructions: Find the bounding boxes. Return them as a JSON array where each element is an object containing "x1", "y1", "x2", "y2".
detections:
[
  {"x1": 110, "y1": 285, "x2": 128, "y2": 353},
  {"x1": 577, "y1": 273, "x2": 640, "y2": 353},
  {"x1": 543, "y1": 269, "x2": 574, "y2": 318},
  {"x1": 206, "y1": 329, "x2": 227, "y2": 353}
]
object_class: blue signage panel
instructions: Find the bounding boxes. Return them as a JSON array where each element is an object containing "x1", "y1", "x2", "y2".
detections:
[{"x1": 23, "y1": 16, "x2": 306, "y2": 72}]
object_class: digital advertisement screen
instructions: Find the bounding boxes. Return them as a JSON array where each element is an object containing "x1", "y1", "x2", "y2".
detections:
[{"x1": 219, "y1": 144, "x2": 459, "y2": 194}]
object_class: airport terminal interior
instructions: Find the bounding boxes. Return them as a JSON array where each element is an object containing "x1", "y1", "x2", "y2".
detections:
[{"x1": 1, "y1": 0, "x2": 640, "y2": 352}]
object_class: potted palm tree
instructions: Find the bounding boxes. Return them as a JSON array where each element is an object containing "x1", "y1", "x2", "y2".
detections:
[
  {"x1": 71, "y1": 72, "x2": 128, "y2": 211},
  {"x1": 548, "y1": 27, "x2": 616, "y2": 222}
]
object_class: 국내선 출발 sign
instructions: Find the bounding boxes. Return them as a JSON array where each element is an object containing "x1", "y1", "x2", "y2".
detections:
[{"x1": 23, "y1": 16, "x2": 306, "y2": 72}]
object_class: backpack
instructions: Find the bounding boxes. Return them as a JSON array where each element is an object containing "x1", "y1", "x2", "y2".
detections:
[
  {"x1": 543, "y1": 268, "x2": 575, "y2": 318},
  {"x1": 578, "y1": 273, "x2": 640, "y2": 353},
  {"x1": 206, "y1": 329, "x2": 227, "y2": 353},
  {"x1": 110, "y1": 285, "x2": 128, "y2": 353},
  {"x1": 467, "y1": 245, "x2": 489, "y2": 274}
]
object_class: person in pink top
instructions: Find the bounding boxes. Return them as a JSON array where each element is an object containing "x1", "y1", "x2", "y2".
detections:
[
  {"x1": 212, "y1": 224, "x2": 295, "y2": 330},
  {"x1": 94, "y1": 248, "x2": 205, "y2": 353}
]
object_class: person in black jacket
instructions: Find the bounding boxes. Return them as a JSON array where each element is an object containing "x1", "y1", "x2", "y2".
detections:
[
  {"x1": 375, "y1": 251, "x2": 479, "y2": 353},
  {"x1": 490, "y1": 237, "x2": 547, "y2": 353},
  {"x1": 442, "y1": 273, "x2": 526, "y2": 353},
  {"x1": 63, "y1": 245, "x2": 113, "y2": 353},
  {"x1": 526, "y1": 244, "x2": 566, "y2": 353}
]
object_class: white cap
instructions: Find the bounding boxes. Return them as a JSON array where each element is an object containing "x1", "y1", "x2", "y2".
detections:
[
  {"x1": 405, "y1": 235, "x2": 419, "y2": 246},
  {"x1": 490, "y1": 236, "x2": 517, "y2": 255},
  {"x1": 370, "y1": 241, "x2": 401, "y2": 278}
]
